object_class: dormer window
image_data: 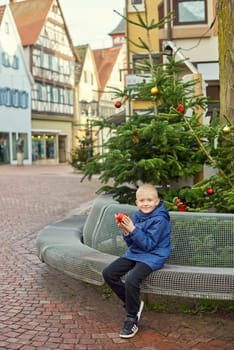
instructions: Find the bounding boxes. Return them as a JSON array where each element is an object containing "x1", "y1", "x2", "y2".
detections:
[
  {"x1": 5, "y1": 21, "x2": 9, "y2": 34},
  {"x1": 52, "y1": 4, "x2": 58, "y2": 14},
  {"x1": 174, "y1": 0, "x2": 207, "y2": 25}
]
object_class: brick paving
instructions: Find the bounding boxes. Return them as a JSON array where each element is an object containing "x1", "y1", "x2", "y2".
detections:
[{"x1": 0, "y1": 164, "x2": 233, "y2": 350}]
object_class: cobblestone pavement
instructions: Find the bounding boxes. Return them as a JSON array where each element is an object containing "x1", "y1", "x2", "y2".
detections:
[{"x1": 0, "y1": 164, "x2": 233, "y2": 350}]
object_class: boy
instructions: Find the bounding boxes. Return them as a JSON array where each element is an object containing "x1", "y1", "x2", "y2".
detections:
[{"x1": 102, "y1": 183, "x2": 171, "y2": 338}]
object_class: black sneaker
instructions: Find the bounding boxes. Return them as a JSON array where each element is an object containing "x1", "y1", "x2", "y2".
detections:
[{"x1": 119, "y1": 316, "x2": 138, "y2": 338}]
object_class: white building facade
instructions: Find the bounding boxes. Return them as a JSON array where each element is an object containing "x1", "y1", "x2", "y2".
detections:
[{"x1": 0, "y1": 5, "x2": 33, "y2": 165}]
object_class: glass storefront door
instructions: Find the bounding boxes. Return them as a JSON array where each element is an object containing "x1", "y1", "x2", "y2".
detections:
[{"x1": 0, "y1": 133, "x2": 10, "y2": 164}]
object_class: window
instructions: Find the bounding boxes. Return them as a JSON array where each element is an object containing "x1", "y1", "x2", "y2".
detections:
[
  {"x1": 2, "y1": 51, "x2": 10, "y2": 67},
  {"x1": 67, "y1": 90, "x2": 73, "y2": 105},
  {"x1": 131, "y1": 0, "x2": 142, "y2": 4},
  {"x1": 11, "y1": 89, "x2": 18, "y2": 108},
  {"x1": 0, "y1": 88, "x2": 28, "y2": 108},
  {"x1": 1, "y1": 52, "x2": 19, "y2": 69},
  {"x1": 0, "y1": 133, "x2": 10, "y2": 163},
  {"x1": 49, "y1": 54, "x2": 53, "y2": 70},
  {"x1": 37, "y1": 84, "x2": 43, "y2": 100},
  {"x1": 52, "y1": 4, "x2": 58, "y2": 14},
  {"x1": 38, "y1": 84, "x2": 47, "y2": 101},
  {"x1": 18, "y1": 91, "x2": 29, "y2": 109},
  {"x1": 0, "y1": 88, "x2": 4, "y2": 104},
  {"x1": 206, "y1": 82, "x2": 220, "y2": 115},
  {"x1": 52, "y1": 56, "x2": 56, "y2": 71},
  {"x1": 4, "y1": 21, "x2": 9, "y2": 34},
  {"x1": 12, "y1": 133, "x2": 28, "y2": 160},
  {"x1": 11, "y1": 55, "x2": 19, "y2": 69},
  {"x1": 63, "y1": 60, "x2": 70, "y2": 75},
  {"x1": 174, "y1": 0, "x2": 207, "y2": 25},
  {"x1": 50, "y1": 86, "x2": 54, "y2": 102},
  {"x1": 46, "y1": 136, "x2": 56, "y2": 159},
  {"x1": 68, "y1": 61, "x2": 73, "y2": 75},
  {"x1": 5, "y1": 88, "x2": 11, "y2": 106},
  {"x1": 40, "y1": 51, "x2": 44, "y2": 67},
  {"x1": 84, "y1": 71, "x2": 88, "y2": 83},
  {"x1": 129, "y1": 0, "x2": 144, "y2": 11},
  {"x1": 58, "y1": 88, "x2": 64, "y2": 104},
  {"x1": 32, "y1": 135, "x2": 45, "y2": 160}
]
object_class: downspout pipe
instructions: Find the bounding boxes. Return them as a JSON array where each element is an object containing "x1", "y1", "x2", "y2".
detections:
[{"x1": 166, "y1": 0, "x2": 172, "y2": 40}]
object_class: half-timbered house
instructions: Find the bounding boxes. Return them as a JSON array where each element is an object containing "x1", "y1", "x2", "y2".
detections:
[{"x1": 10, "y1": 0, "x2": 80, "y2": 164}]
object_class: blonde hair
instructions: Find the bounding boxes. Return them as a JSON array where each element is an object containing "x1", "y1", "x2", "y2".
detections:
[{"x1": 136, "y1": 183, "x2": 159, "y2": 198}]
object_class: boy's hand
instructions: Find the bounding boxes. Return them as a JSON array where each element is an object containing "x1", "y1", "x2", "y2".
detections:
[{"x1": 115, "y1": 214, "x2": 135, "y2": 235}]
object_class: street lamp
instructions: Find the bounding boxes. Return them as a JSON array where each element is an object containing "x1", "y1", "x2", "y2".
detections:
[
  {"x1": 90, "y1": 99, "x2": 98, "y2": 116},
  {"x1": 79, "y1": 99, "x2": 98, "y2": 117},
  {"x1": 163, "y1": 44, "x2": 173, "y2": 57},
  {"x1": 79, "y1": 100, "x2": 89, "y2": 115}
]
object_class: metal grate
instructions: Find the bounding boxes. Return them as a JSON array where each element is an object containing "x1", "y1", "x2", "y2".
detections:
[
  {"x1": 168, "y1": 212, "x2": 234, "y2": 268},
  {"x1": 141, "y1": 265, "x2": 234, "y2": 300},
  {"x1": 92, "y1": 203, "x2": 137, "y2": 252},
  {"x1": 42, "y1": 245, "x2": 116, "y2": 286},
  {"x1": 89, "y1": 207, "x2": 234, "y2": 269},
  {"x1": 82, "y1": 194, "x2": 117, "y2": 246}
]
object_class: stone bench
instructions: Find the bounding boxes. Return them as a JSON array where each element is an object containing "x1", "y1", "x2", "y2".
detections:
[{"x1": 36, "y1": 195, "x2": 234, "y2": 300}]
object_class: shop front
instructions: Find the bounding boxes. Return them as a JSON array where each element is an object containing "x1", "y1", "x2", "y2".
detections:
[
  {"x1": 32, "y1": 134, "x2": 56, "y2": 162},
  {"x1": 31, "y1": 118, "x2": 72, "y2": 165},
  {"x1": 0, "y1": 131, "x2": 31, "y2": 165},
  {"x1": 31, "y1": 130, "x2": 68, "y2": 164}
]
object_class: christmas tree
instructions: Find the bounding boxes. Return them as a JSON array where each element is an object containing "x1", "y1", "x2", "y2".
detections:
[{"x1": 73, "y1": 6, "x2": 233, "y2": 213}]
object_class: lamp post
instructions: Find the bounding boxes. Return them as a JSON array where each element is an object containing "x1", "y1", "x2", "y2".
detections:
[{"x1": 79, "y1": 99, "x2": 98, "y2": 117}]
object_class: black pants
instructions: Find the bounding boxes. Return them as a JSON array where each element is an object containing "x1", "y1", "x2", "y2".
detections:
[{"x1": 102, "y1": 257, "x2": 152, "y2": 317}]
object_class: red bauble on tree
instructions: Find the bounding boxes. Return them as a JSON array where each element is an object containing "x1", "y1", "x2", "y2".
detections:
[
  {"x1": 174, "y1": 197, "x2": 187, "y2": 212},
  {"x1": 114, "y1": 101, "x2": 121, "y2": 108},
  {"x1": 178, "y1": 204, "x2": 187, "y2": 212},
  {"x1": 177, "y1": 104, "x2": 184, "y2": 113},
  {"x1": 206, "y1": 187, "x2": 214, "y2": 196},
  {"x1": 175, "y1": 198, "x2": 181, "y2": 206}
]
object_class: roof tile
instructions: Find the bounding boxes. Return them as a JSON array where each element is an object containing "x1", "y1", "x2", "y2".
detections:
[
  {"x1": 93, "y1": 46, "x2": 121, "y2": 91},
  {"x1": 10, "y1": 0, "x2": 53, "y2": 45},
  {"x1": 0, "y1": 5, "x2": 6, "y2": 25}
]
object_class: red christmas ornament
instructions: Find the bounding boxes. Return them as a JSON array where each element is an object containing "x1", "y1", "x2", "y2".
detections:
[
  {"x1": 116, "y1": 212, "x2": 127, "y2": 223},
  {"x1": 114, "y1": 101, "x2": 121, "y2": 108},
  {"x1": 178, "y1": 204, "x2": 187, "y2": 212},
  {"x1": 175, "y1": 198, "x2": 181, "y2": 206},
  {"x1": 177, "y1": 104, "x2": 184, "y2": 113},
  {"x1": 206, "y1": 187, "x2": 214, "y2": 196}
]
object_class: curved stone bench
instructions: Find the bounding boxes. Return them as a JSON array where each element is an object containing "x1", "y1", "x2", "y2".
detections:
[{"x1": 36, "y1": 195, "x2": 234, "y2": 300}]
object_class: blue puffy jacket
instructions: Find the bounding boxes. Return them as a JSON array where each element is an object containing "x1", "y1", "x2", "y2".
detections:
[{"x1": 122, "y1": 201, "x2": 171, "y2": 270}]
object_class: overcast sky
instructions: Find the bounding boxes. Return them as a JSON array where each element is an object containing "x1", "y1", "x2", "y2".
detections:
[
  {"x1": 0, "y1": 0, "x2": 125, "y2": 49},
  {"x1": 59, "y1": 0, "x2": 125, "y2": 48}
]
